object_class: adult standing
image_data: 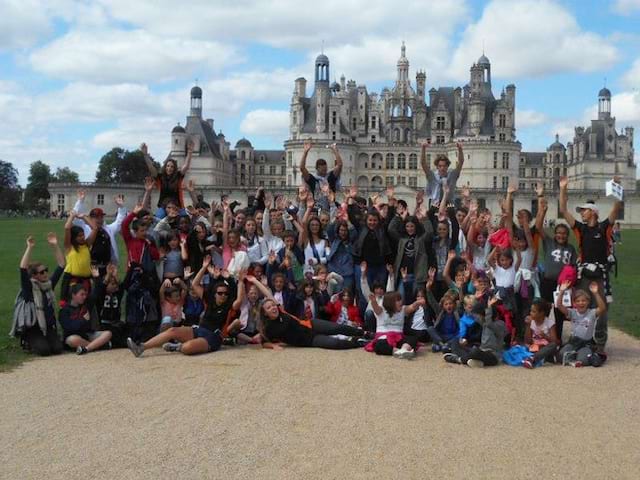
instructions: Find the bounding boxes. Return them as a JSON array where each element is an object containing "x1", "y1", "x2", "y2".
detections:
[
  {"x1": 72, "y1": 190, "x2": 127, "y2": 276},
  {"x1": 559, "y1": 176, "x2": 622, "y2": 352},
  {"x1": 142, "y1": 141, "x2": 193, "y2": 218},
  {"x1": 299, "y1": 139, "x2": 343, "y2": 210},
  {"x1": 420, "y1": 140, "x2": 464, "y2": 206}
]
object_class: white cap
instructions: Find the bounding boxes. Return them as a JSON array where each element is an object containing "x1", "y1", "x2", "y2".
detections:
[{"x1": 575, "y1": 203, "x2": 599, "y2": 215}]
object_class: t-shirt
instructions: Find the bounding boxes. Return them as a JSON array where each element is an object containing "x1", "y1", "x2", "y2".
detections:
[
  {"x1": 494, "y1": 265, "x2": 516, "y2": 288},
  {"x1": 304, "y1": 239, "x2": 328, "y2": 266},
  {"x1": 410, "y1": 306, "x2": 427, "y2": 331},
  {"x1": 161, "y1": 299, "x2": 184, "y2": 322},
  {"x1": 201, "y1": 285, "x2": 234, "y2": 332},
  {"x1": 528, "y1": 316, "x2": 555, "y2": 341},
  {"x1": 568, "y1": 308, "x2": 597, "y2": 341},
  {"x1": 542, "y1": 235, "x2": 577, "y2": 279},
  {"x1": 361, "y1": 230, "x2": 382, "y2": 266},
  {"x1": 163, "y1": 250, "x2": 184, "y2": 277},
  {"x1": 375, "y1": 306, "x2": 405, "y2": 334},
  {"x1": 572, "y1": 219, "x2": 612, "y2": 265},
  {"x1": 438, "y1": 312, "x2": 459, "y2": 341},
  {"x1": 472, "y1": 243, "x2": 491, "y2": 272},
  {"x1": 305, "y1": 170, "x2": 340, "y2": 196}
]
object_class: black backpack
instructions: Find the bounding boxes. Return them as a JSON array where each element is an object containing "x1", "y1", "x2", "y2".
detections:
[{"x1": 91, "y1": 228, "x2": 112, "y2": 265}]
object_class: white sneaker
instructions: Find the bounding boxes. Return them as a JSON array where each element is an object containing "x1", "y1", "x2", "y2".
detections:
[
  {"x1": 162, "y1": 342, "x2": 182, "y2": 352},
  {"x1": 466, "y1": 359, "x2": 485, "y2": 368},
  {"x1": 393, "y1": 345, "x2": 416, "y2": 360}
]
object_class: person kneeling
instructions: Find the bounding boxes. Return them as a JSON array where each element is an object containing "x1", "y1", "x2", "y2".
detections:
[{"x1": 59, "y1": 284, "x2": 112, "y2": 355}]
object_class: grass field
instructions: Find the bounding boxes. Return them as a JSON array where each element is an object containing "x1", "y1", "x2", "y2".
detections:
[{"x1": 0, "y1": 219, "x2": 638, "y2": 370}]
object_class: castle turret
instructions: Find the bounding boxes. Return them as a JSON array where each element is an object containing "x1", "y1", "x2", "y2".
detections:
[
  {"x1": 190, "y1": 85, "x2": 202, "y2": 118},
  {"x1": 598, "y1": 87, "x2": 611, "y2": 120}
]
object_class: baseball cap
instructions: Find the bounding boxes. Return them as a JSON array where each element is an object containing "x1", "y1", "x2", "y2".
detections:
[
  {"x1": 89, "y1": 208, "x2": 105, "y2": 217},
  {"x1": 575, "y1": 202, "x2": 599, "y2": 215}
]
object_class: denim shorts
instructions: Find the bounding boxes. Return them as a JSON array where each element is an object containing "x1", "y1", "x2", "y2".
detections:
[{"x1": 192, "y1": 326, "x2": 222, "y2": 352}]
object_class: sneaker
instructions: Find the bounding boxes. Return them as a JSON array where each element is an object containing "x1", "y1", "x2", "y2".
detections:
[
  {"x1": 355, "y1": 337, "x2": 370, "y2": 347},
  {"x1": 76, "y1": 346, "x2": 88, "y2": 355},
  {"x1": 522, "y1": 359, "x2": 534, "y2": 369},
  {"x1": 162, "y1": 342, "x2": 181, "y2": 352},
  {"x1": 441, "y1": 344, "x2": 452, "y2": 354},
  {"x1": 126, "y1": 337, "x2": 144, "y2": 358},
  {"x1": 431, "y1": 343, "x2": 442, "y2": 353},
  {"x1": 222, "y1": 337, "x2": 237, "y2": 346},
  {"x1": 362, "y1": 331, "x2": 375, "y2": 340},
  {"x1": 466, "y1": 359, "x2": 485, "y2": 368},
  {"x1": 569, "y1": 360, "x2": 583, "y2": 368},
  {"x1": 393, "y1": 346, "x2": 416, "y2": 360},
  {"x1": 443, "y1": 353, "x2": 461, "y2": 364}
]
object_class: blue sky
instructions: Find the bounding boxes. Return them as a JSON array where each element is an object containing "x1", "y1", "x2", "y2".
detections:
[{"x1": 0, "y1": 0, "x2": 639, "y2": 184}]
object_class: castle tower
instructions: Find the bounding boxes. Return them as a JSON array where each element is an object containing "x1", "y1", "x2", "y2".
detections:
[
  {"x1": 190, "y1": 85, "x2": 202, "y2": 118},
  {"x1": 598, "y1": 87, "x2": 611, "y2": 120},
  {"x1": 315, "y1": 53, "x2": 330, "y2": 133}
]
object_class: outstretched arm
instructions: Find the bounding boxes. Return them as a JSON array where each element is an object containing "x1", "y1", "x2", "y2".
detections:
[
  {"x1": 181, "y1": 140, "x2": 193, "y2": 175},
  {"x1": 556, "y1": 280, "x2": 571, "y2": 317},
  {"x1": 141, "y1": 143, "x2": 158, "y2": 177},
  {"x1": 590, "y1": 282, "x2": 607, "y2": 317},
  {"x1": 20, "y1": 236, "x2": 35, "y2": 269},
  {"x1": 299, "y1": 139, "x2": 312, "y2": 181},
  {"x1": 607, "y1": 176, "x2": 623, "y2": 224},
  {"x1": 420, "y1": 141, "x2": 431, "y2": 174},
  {"x1": 558, "y1": 177, "x2": 576, "y2": 229},
  {"x1": 455, "y1": 141, "x2": 464, "y2": 171},
  {"x1": 47, "y1": 232, "x2": 65, "y2": 268},
  {"x1": 329, "y1": 143, "x2": 343, "y2": 177},
  {"x1": 534, "y1": 183, "x2": 547, "y2": 233}
]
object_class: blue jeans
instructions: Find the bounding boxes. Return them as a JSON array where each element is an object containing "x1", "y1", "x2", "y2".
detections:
[{"x1": 398, "y1": 274, "x2": 416, "y2": 302}]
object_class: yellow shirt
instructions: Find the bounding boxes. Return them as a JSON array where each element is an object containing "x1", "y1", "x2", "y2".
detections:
[{"x1": 64, "y1": 244, "x2": 92, "y2": 277}]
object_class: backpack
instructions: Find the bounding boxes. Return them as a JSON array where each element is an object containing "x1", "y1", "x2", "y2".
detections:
[
  {"x1": 91, "y1": 228, "x2": 112, "y2": 265},
  {"x1": 125, "y1": 267, "x2": 159, "y2": 342}
]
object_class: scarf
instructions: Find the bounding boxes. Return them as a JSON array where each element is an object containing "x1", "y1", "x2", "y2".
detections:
[{"x1": 31, "y1": 278, "x2": 55, "y2": 334}]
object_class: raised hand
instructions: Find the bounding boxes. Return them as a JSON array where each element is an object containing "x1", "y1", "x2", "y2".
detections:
[
  {"x1": 202, "y1": 255, "x2": 212, "y2": 269},
  {"x1": 428, "y1": 267, "x2": 436, "y2": 280},
  {"x1": 144, "y1": 176, "x2": 155, "y2": 192},
  {"x1": 416, "y1": 190, "x2": 424, "y2": 206},
  {"x1": 360, "y1": 260, "x2": 368, "y2": 274},
  {"x1": 348, "y1": 185, "x2": 358, "y2": 199},
  {"x1": 535, "y1": 182, "x2": 544, "y2": 197},
  {"x1": 507, "y1": 184, "x2": 517, "y2": 195},
  {"x1": 46, "y1": 232, "x2": 58, "y2": 246},
  {"x1": 186, "y1": 179, "x2": 195, "y2": 192},
  {"x1": 245, "y1": 274, "x2": 257, "y2": 284},
  {"x1": 461, "y1": 184, "x2": 471, "y2": 198},
  {"x1": 400, "y1": 266, "x2": 408, "y2": 280},
  {"x1": 385, "y1": 186, "x2": 395, "y2": 199},
  {"x1": 447, "y1": 250, "x2": 457, "y2": 261},
  {"x1": 559, "y1": 176, "x2": 568, "y2": 189},
  {"x1": 132, "y1": 203, "x2": 143, "y2": 214},
  {"x1": 107, "y1": 264, "x2": 118, "y2": 277},
  {"x1": 559, "y1": 280, "x2": 572, "y2": 291},
  {"x1": 183, "y1": 266, "x2": 193, "y2": 278},
  {"x1": 114, "y1": 194, "x2": 125, "y2": 207},
  {"x1": 421, "y1": 140, "x2": 430, "y2": 149},
  {"x1": 303, "y1": 138, "x2": 313, "y2": 153},
  {"x1": 306, "y1": 196, "x2": 315, "y2": 210},
  {"x1": 589, "y1": 282, "x2": 599, "y2": 294},
  {"x1": 26, "y1": 235, "x2": 35, "y2": 248},
  {"x1": 77, "y1": 189, "x2": 86, "y2": 201},
  {"x1": 163, "y1": 279, "x2": 173, "y2": 288},
  {"x1": 328, "y1": 143, "x2": 338, "y2": 154},
  {"x1": 187, "y1": 140, "x2": 194, "y2": 154}
]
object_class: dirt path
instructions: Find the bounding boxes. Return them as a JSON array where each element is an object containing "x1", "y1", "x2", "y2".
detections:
[{"x1": 2, "y1": 328, "x2": 639, "y2": 480}]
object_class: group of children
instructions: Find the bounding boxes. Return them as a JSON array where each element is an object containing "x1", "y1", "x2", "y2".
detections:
[{"x1": 11, "y1": 139, "x2": 622, "y2": 369}]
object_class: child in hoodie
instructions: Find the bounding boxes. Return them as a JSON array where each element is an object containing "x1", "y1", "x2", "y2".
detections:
[{"x1": 443, "y1": 296, "x2": 507, "y2": 367}]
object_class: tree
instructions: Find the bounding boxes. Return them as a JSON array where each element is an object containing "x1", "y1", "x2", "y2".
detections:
[
  {"x1": 53, "y1": 166, "x2": 79, "y2": 183},
  {"x1": 95, "y1": 147, "x2": 160, "y2": 184},
  {"x1": 0, "y1": 160, "x2": 21, "y2": 210},
  {"x1": 24, "y1": 161, "x2": 53, "y2": 211}
]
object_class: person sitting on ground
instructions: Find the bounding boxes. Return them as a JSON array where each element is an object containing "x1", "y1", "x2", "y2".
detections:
[
  {"x1": 127, "y1": 255, "x2": 236, "y2": 357},
  {"x1": 92, "y1": 264, "x2": 127, "y2": 348},
  {"x1": 159, "y1": 278, "x2": 187, "y2": 331},
  {"x1": 59, "y1": 284, "x2": 113, "y2": 355},
  {"x1": 426, "y1": 268, "x2": 461, "y2": 352},
  {"x1": 11, "y1": 234, "x2": 66, "y2": 356},
  {"x1": 365, "y1": 291, "x2": 425, "y2": 359},
  {"x1": 555, "y1": 281, "x2": 607, "y2": 367},
  {"x1": 259, "y1": 298, "x2": 366, "y2": 351},
  {"x1": 522, "y1": 299, "x2": 559, "y2": 369},
  {"x1": 443, "y1": 296, "x2": 507, "y2": 368},
  {"x1": 225, "y1": 273, "x2": 266, "y2": 345}
]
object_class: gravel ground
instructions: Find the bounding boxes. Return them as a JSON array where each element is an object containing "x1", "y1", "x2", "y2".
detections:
[{"x1": 1, "y1": 328, "x2": 639, "y2": 480}]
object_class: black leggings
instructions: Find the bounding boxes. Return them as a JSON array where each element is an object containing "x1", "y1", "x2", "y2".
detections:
[
  {"x1": 309, "y1": 319, "x2": 363, "y2": 350},
  {"x1": 458, "y1": 345, "x2": 499, "y2": 366},
  {"x1": 373, "y1": 335, "x2": 419, "y2": 356},
  {"x1": 23, "y1": 326, "x2": 63, "y2": 356}
]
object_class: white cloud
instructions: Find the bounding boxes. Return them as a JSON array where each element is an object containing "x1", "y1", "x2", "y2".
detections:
[
  {"x1": 0, "y1": 0, "x2": 53, "y2": 50},
  {"x1": 240, "y1": 109, "x2": 289, "y2": 138},
  {"x1": 30, "y1": 29, "x2": 240, "y2": 84},
  {"x1": 621, "y1": 58, "x2": 640, "y2": 89},
  {"x1": 98, "y1": 0, "x2": 467, "y2": 50},
  {"x1": 613, "y1": 0, "x2": 640, "y2": 14},
  {"x1": 448, "y1": 0, "x2": 619, "y2": 81},
  {"x1": 517, "y1": 109, "x2": 548, "y2": 128}
]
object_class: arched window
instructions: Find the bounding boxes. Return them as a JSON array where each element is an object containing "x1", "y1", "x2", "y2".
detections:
[
  {"x1": 405, "y1": 129, "x2": 412, "y2": 143},
  {"x1": 397, "y1": 153, "x2": 406, "y2": 169},
  {"x1": 394, "y1": 129, "x2": 401, "y2": 142},
  {"x1": 408, "y1": 153, "x2": 417, "y2": 169},
  {"x1": 371, "y1": 176, "x2": 383, "y2": 188},
  {"x1": 357, "y1": 176, "x2": 369, "y2": 189},
  {"x1": 385, "y1": 153, "x2": 394, "y2": 169},
  {"x1": 358, "y1": 152, "x2": 369, "y2": 169}
]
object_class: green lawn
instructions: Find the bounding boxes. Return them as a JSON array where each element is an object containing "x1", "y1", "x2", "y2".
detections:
[{"x1": 0, "y1": 219, "x2": 638, "y2": 370}]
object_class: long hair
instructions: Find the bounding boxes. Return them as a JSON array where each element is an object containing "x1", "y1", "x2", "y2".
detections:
[
  {"x1": 382, "y1": 291, "x2": 401, "y2": 316},
  {"x1": 70, "y1": 226, "x2": 84, "y2": 251}
]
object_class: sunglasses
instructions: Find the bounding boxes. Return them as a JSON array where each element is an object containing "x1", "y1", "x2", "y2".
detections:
[
  {"x1": 216, "y1": 291, "x2": 229, "y2": 296},
  {"x1": 37, "y1": 268, "x2": 49, "y2": 274}
]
